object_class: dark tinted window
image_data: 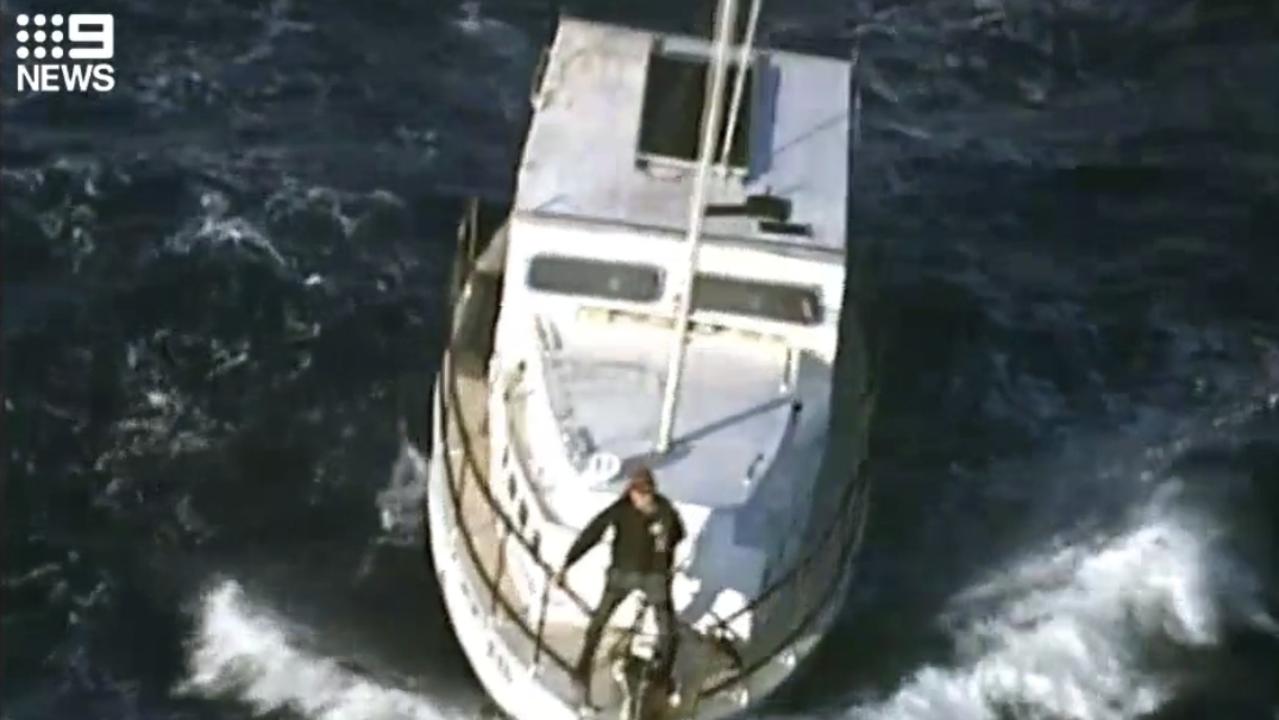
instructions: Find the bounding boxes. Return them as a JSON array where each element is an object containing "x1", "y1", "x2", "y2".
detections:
[
  {"x1": 693, "y1": 274, "x2": 822, "y2": 325},
  {"x1": 638, "y1": 52, "x2": 752, "y2": 168},
  {"x1": 527, "y1": 255, "x2": 663, "y2": 303}
]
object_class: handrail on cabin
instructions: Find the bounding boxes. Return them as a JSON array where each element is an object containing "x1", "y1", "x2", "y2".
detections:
[{"x1": 436, "y1": 201, "x2": 873, "y2": 702}]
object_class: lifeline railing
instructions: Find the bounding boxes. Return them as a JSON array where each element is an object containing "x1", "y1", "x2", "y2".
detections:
[{"x1": 429, "y1": 199, "x2": 876, "y2": 705}]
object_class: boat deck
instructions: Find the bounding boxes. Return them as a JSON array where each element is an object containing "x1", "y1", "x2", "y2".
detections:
[{"x1": 444, "y1": 369, "x2": 743, "y2": 716}]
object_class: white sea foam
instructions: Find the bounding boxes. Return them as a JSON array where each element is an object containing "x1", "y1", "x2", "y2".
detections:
[
  {"x1": 825, "y1": 385, "x2": 1279, "y2": 720},
  {"x1": 159, "y1": 190, "x2": 287, "y2": 266},
  {"x1": 375, "y1": 438, "x2": 430, "y2": 545},
  {"x1": 838, "y1": 481, "x2": 1275, "y2": 720},
  {"x1": 453, "y1": 0, "x2": 514, "y2": 40},
  {"x1": 178, "y1": 580, "x2": 460, "y2": 720}
]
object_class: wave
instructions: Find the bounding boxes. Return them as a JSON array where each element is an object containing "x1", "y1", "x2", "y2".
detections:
[
  {"x1": 834, "y1": 398, "x2": 1279, "y2": 720},
  {"x1": 178, "y1": 580, "x2": 462, "y2": 720},
  {"x1": 847, "y1": 494, "x2": 1245, "y2": 719}
]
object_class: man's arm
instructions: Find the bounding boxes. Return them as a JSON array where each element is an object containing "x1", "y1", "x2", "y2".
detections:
[
  {"x1": 561, "y1": 502, "x2": 616, "y2": 571},
  {"x1": 666, "y1": 500, "x2": 686, "y2": 547}
]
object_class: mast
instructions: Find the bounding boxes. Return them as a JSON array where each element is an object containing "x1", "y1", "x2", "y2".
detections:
[
  {"x1": 719, "y1": 0, "x2": 763, "y2": 173},
  {"x1": 655, "y1": 0, "x2": 742, "y2": 453}
]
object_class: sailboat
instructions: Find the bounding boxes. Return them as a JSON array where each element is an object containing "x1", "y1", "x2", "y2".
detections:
[{"x1": 426, "y1": 1, "x2": 874, "y2": 717}]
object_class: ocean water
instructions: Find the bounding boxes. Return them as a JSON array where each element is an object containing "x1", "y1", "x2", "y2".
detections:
[{"x1": 3, "y1": 1, "x2": 1278, "y2": 719}]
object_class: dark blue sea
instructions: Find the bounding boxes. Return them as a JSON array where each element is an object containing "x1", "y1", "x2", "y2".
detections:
[{"x1": 4, "y1": 1, "x2": 1278, "y2": 719}]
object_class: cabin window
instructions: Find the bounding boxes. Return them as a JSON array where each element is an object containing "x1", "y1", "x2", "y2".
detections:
[
  {"x1": 527, "y1": 255, "x2": 663, "y2": 303},
  {"x1": 638, "y1": 50, "x2": 753, "y2": 169},
  {"x1": 693, "y1": 274, "x2": 823, "y2": 325}
]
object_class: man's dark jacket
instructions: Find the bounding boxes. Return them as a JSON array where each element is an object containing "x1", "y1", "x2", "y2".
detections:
[{"x1": 563, "y1": 495, "x2": 686, "y2": 574}]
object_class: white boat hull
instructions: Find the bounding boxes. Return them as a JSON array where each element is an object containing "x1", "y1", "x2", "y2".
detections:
[
  {"x1": 426, "y1": 371, "x2": 865, "y2": 720},
  {"x1": 426, "y1": 394, "x2": 581, "y2": 720}
]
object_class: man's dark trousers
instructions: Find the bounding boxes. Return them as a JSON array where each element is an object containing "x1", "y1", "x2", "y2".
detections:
[{"x1": 575, "y1": 568, "x2": 678, "y2": 688}]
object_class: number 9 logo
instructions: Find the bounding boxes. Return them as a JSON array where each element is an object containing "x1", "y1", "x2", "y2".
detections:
[{"x1": 68, "y1": 14, "x2": 113, "y2": 60}]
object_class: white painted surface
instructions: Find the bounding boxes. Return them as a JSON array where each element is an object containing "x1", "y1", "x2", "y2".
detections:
[
  {"x1": 427, "y1": 376, "x2": 862, "y2": 720},
  {"x1": 521, "y1": 18, "x2": 852, "y2": 253},
  {"x1": 512, "y1": 215, "x2": 843, "y2": 347}
]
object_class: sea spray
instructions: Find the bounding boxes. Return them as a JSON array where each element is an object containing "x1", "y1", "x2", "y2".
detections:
[
  {"x1": 179, "y1": 580, "x2": 460, "y2": 720},
  {"x1": 843, "y1": 480, "x2": 1275, "y2": 720}
]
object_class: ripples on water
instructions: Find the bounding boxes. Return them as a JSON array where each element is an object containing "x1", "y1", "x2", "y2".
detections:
[{"x1": 3, "y1": 1, "x2": 1277, "y2": 719}]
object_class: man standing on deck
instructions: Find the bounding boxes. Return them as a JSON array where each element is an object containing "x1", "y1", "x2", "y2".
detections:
[{"x1": 555, "y1": 466, "x2": 686, "y2": 704}]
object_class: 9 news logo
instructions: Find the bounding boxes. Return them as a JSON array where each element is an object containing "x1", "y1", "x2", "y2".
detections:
[{"x1": 12, "y1": 12, "x2": 115, "y2": 93}]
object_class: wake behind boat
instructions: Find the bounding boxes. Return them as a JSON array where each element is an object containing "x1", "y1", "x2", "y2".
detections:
[{"x1": 426, "y1": 2, "x2": 874, "y2": 718}]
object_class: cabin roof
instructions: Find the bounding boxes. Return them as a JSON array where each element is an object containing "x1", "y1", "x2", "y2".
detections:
[{"x1": 515, "y1": 17, "x2": 852, "y2": 254}]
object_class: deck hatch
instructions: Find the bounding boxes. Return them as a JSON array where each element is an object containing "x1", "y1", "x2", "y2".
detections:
[{"x1": 638, "y1": 49, "x2": 753, "y2": 169}]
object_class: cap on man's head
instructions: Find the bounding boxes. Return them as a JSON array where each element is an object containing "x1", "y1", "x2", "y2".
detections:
[{"x1": 626, "y1": 466, "x2": 655, "y2": 494}]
